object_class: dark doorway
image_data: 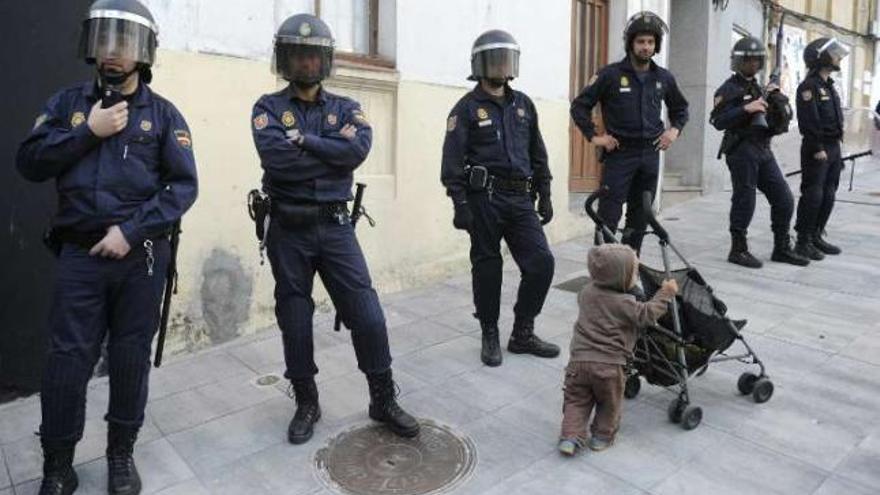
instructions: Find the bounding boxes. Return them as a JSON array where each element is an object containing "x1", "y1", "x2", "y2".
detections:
[{"x1": 0, "y1": 1, "x2": 94, "y2": 402}]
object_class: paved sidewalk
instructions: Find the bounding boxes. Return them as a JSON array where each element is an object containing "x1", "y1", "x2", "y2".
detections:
[{"x1": 2, "y1": 162, "x2": 879, "y2": 495}]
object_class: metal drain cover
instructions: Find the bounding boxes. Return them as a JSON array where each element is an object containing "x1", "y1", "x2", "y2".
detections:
[{"x1": 315, "y1": 421, "x2": 476, "y2": 495}]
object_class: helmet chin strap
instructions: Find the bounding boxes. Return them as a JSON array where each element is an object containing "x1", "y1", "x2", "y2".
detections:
[{"x1": 98, "y1": 66, "x2": 138, "y2": 87}]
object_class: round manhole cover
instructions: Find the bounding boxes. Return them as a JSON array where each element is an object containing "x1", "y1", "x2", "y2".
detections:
[{"x1": 315, "y1": 420, "x2": 476, "y2": 495}]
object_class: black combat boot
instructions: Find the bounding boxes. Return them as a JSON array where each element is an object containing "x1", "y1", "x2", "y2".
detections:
[
  {"x1": 288, "y1": 377, "x2": 321, "y2": 445},
  {"x1": 480, "y1": 322, "x2": 502, "y2": 367},
  {"x1": 813, "y1": 230, "x2": 842, "y2": 255},
  {"x1": 507, "y1": 318, "x2": 560, "y2": 358},
  {"x1": 38, "y1": 439, "x2": 78, "y2": 495},
  {"x1": 795, "y1": 233, "x2": 825, "y2": 261},
  {"x1": 770, "y1": 232, "x2": 809, "y2": 266},
  {"x1": 366, "y1": 370, "x2": 420, "y2": 438},
  {"x1": 727, "y1": 230, "x2": 762, "y2": 268},
  {"x1": 106, "y1": 423, "x2": 141, "y2": 495}
]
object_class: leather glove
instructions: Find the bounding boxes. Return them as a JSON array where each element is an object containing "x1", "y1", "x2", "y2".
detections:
[
  {"x1": 536, "y1": 193, "x2": 553, "y2": 225},
  {"x1": 453, "y1": 200, "x2": 474, "y2": 231}
]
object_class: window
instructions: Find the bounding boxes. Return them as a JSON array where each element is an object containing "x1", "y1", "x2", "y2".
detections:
[{"x1": 314, "y1": 0, "x2": 390, "y2": 67}]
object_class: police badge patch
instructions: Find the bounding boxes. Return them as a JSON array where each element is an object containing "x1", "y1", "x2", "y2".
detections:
[
  {"x1": 253, "y1": 113, "x2": 269, "y2": 130},
  {"x1": 140, "y1": 120, "x2": 153, "y2": 132},
  {"x1": 70, "y1": 112, "x2": 86, "y2": 128},
  {"x1": 446, "y1": 115, "x2": 457, "y2": 132},
  {"x1": 281, "y1": 111, "x2": 296, "y2": 128},
  {"x1": 620, "y1": 76, "x2": 629, "y2": 87},
  {"x1": 517, "y1": 107, "x2": 526, "y2": 118},
  {"x1": 174, "y1": 130, "x2": 192, "y2": 149},
  {"x1": 477, "y1": 108, "x2": 489, "y2": 120}
]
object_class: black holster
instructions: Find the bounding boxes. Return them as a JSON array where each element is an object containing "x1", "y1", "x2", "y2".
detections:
[{"x1": 247, "y1": 190, "x2": 271, "y2": 241}]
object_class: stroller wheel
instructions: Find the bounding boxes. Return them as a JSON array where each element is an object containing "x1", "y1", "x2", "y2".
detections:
[
  {"x1": 752, "y1": 378, "x2": 774, "y2": 403},
  {"x1": 624, "y1": 375, "x2": 641, "y2": 399},
  {"x1": 737, "y1": 372, "x2": 759, "y2": 395},
  {"x1": 667, "y1": 398, "x2": 686, "y2": 424},
  {"x1": 681, "y1": 406, "x2": 703, "y2": 430}
]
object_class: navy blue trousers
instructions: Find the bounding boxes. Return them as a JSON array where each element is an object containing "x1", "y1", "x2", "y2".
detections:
[
  {"x1": 266, "y1": 218, "x2": 391, "y2": 380},
  {"x1": 796, "y1": 141, "x2": 843, "y2": 236},
  {"x1": 41, "y1": 240, "x2": 168, "y2": 442},
  {"x1": 598, "y1": 147, "x2": 660, "y2": 252},
  {"x1": 726, "y1": 141, "x2": 794, "y2": 235},
  {"x1": 466, "y1": 191, "x2": 555, "y2": 326}
]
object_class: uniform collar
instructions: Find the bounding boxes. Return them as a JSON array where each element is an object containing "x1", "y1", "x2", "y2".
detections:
[
  {"x1": 82, "y1": 79, "x2": 152, "y2": 108},
  {"x1": 618, "y1": 56, "x2": 658, "y2": 75},
  {"x1": 472, "y1": 83, "x2": 513, "y2": 103},
  {"x1": 286, "y1": 84, "x2": 330, "y2": 105}
]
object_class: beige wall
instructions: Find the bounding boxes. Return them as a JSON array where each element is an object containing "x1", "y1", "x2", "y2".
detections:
[{"x1": 147, "y1": 48, "x2": 583, "y2": 357}]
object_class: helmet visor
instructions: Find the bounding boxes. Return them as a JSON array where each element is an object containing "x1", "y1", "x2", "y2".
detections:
[
  {"x1": 819, "y1": 38, "x2": 850, "y2": 62},
  {"x1": 273, "y1": 43, "x2": 333, "y2": 83},
  {"x1": 78, "y1": 17, "x2": 156, "y2": 65},
  {"x1": 473, "y1": 47, "x2": 520, "y2": 80}
]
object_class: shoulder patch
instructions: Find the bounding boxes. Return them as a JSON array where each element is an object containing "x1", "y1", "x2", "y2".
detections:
[
  {"x1": 327, "y1": 113, "x2": 338, "y2": 126},
  {"x1": 253, "y1": 112, "x2": 269, "y2": 130},
  {"x1": 801, "y1": 90, "x2": 813, "y2": 101},
  {"x1": 713, "y1": 95, "x2": 723, "y2": 107},
  {"x1": 70, "y1": 112, "x2": 86, "y2": 128},
  {"x1": 446, "y1": 115, "x2": 458, "y2": 132},
  {"x1": 33, "y1": 113, "x2": 48, "y2": 130},
  {"x1": 174, "y1": 129, "x2": 192, "y2": 149},
  {"x1": 587, "y1": 74, "x2": 599, "y2": 86}
]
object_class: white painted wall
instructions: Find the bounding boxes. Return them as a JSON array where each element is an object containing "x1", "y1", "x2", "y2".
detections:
[
  {"x1": 144, "y1": 0, "x2": 572, "y2": 101},
  {"x1": 394, "y1": 0, "x2": 571, "y2": 100}
]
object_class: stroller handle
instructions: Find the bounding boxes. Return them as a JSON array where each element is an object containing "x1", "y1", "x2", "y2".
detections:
[
  {"x1": 585, "y1": 186, "x2": 617, "y2": 243},
  {"x1": 642, "y1": 191, "x2": 670, "y2": 242}
]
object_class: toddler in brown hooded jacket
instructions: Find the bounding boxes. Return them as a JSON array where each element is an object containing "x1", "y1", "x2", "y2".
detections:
[{"x1": 558, "y1": 243, "x2": 677, "y2": 455}]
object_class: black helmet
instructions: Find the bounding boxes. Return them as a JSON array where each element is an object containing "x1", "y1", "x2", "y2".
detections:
[
  {"x1": 804, "y1": 37, "x2": 849, "y2": 71},
  {"x1": 78, "y1": 0, "x2": 158, "y2": 82},
  {"x1": 730, "y1": 36, "x2": 766, "y2": 72},
  {"x1": 624, "y1": 11, "x2": 668, "y2": 55},
  {"x1": 273, "y1": 14, "x2": 335, "y2": 85},
  {"x1": 469, "y1": 30, "x2": 520, "y2": 82}
]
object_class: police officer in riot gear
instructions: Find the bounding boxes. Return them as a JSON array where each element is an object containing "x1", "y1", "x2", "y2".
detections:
[
  {"x1": 16, "y1": 1, "x2": 198, "y2": 493},
  {"x1": 571, "y1": 11, "x2": 689, "y2": 254},
  {"x1": 442, "y1": 29, "x2": 559, "y2": 367},
  {"x1": 711, "y1": 36, "x2": 808, "y2": 268},
  {"x1": 794, "y1": 37, "x2": 849, "y2": 259},
  {"x1": 251, "y1": 13, "x2": 419, "y2": 444}
]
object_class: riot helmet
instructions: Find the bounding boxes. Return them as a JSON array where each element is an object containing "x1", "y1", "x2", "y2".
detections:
[
  {"x1": 469, "y1": 30, "x2": 520, "y2": 84},
  {"x1": 273, "y1": 14, "x2": 335, "y2": 86},
  {"x1": 78, "y1": 0, "x2": 158, "y2": 84},
  {"x1": 731, "y1": 36, "x2": 766, "y2": 75},
  {"x1": 624, "y1": 11, "x2": 668, "y2": 57},
  {"x1": 804, "y1": 37, "x2": 849, "y2": 72}
]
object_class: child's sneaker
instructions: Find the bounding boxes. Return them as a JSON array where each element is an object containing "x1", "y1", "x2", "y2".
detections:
[
  {"x1": 587, "y1": 436, "x2": 613, "y2": 452},
  {"x1": 558, "y1": 438, "x2": 580, "y2": 456}
]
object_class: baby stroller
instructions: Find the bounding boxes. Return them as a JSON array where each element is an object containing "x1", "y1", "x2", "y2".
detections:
[{"x1": 583, "y1": 188, "x2": 774, "y2": 430}]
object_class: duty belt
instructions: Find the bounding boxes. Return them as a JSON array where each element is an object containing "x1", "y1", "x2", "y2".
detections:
[
  {"x1": 489, "y1": 175, "x2": 532, "y2": 194},
  {"x1": 272, "y1": 201, "x2": 350, "y2": 226},
  {"x1": 615, "y1": 136, "x2": 659, "y2": 150}
]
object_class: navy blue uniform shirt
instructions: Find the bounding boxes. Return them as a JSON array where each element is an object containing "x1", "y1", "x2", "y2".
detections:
[
  {"x1": 796, "y1": 72, "x2": 843, "y2": 150},
  {"x1": 710, "y1": 72, "x2": 772, "y2": 139},
  {"x1": 441, "y1": 84, "x2": 551, "y2": 204},
  {"x1": 570, "y1": 57, "x2": 689, "y2": 141},
  {"x1": 252, "y1": 86, "x2": 372, "y2": 203},
  {"x1": 16, "y1": 81, "x2": 199, "y2": 245}
]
